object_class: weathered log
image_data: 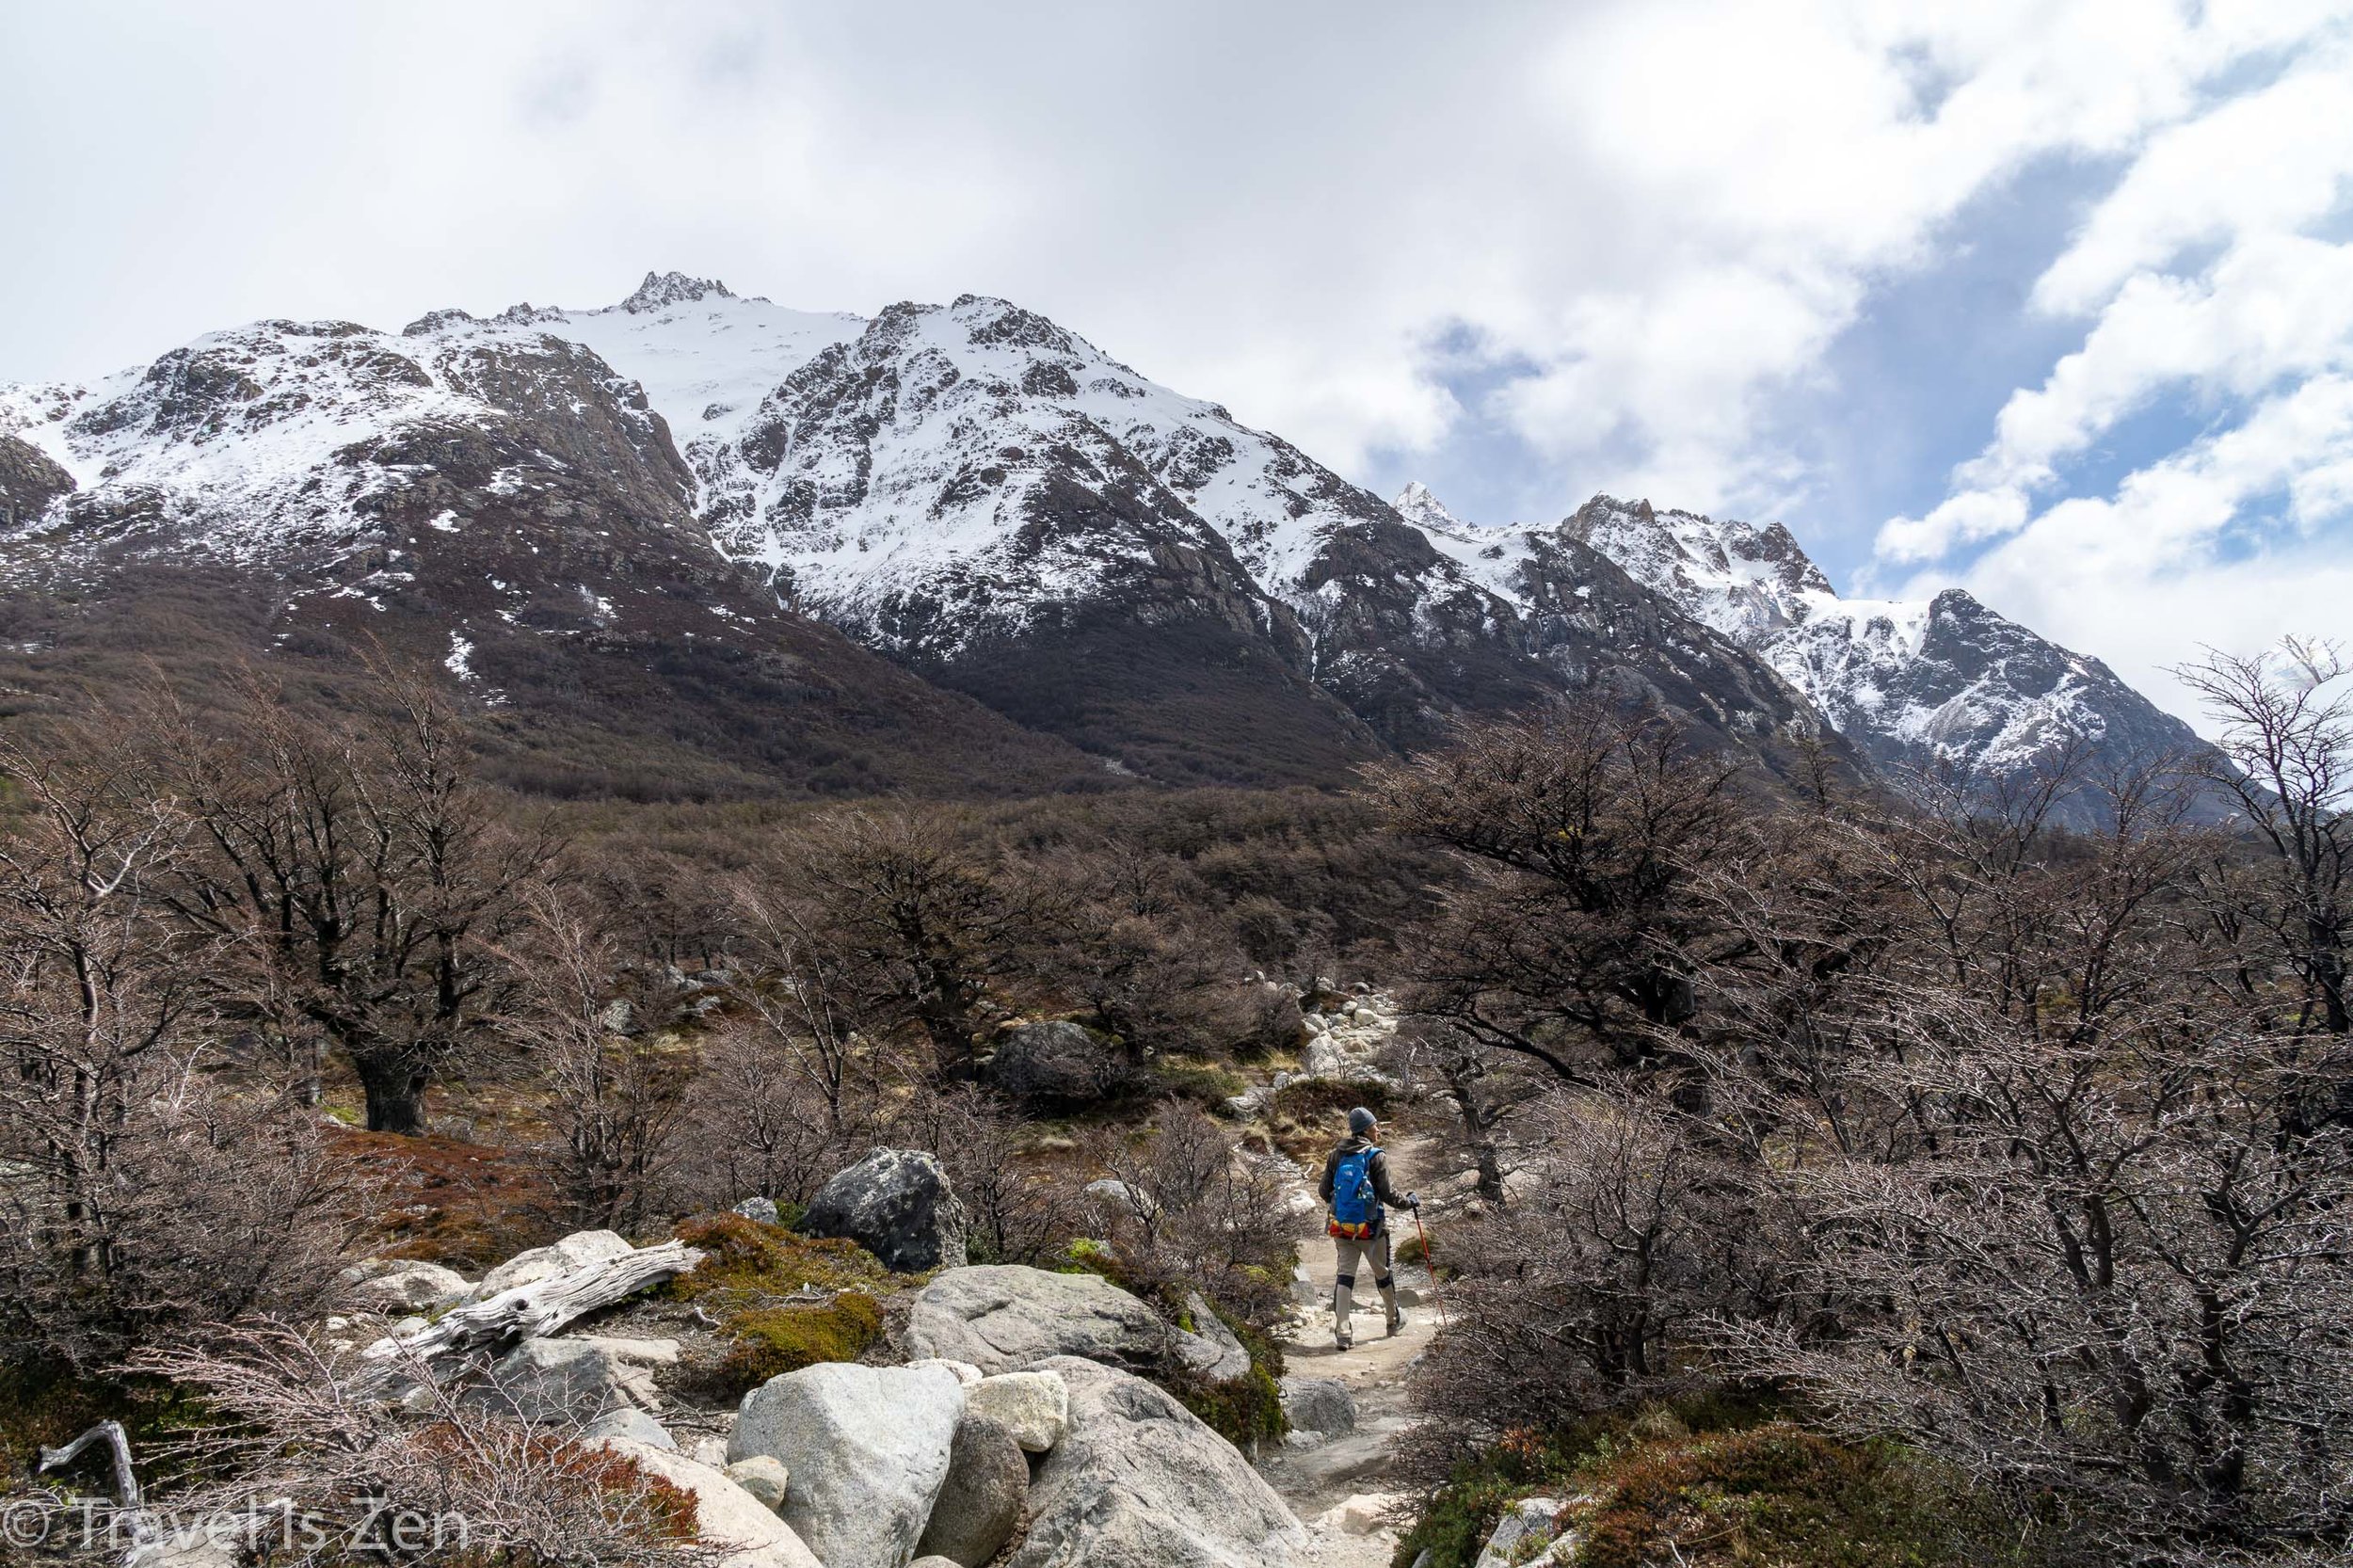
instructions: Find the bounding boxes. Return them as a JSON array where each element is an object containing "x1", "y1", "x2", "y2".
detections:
[
  {"x1": 38, "y1": 1418, "x2": 142, "y2": 1507},
  {"x1": 358, "y1": 1240, "x2": 699, "y2": 1388}
]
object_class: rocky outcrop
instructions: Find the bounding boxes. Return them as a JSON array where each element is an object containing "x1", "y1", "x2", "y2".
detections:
[
  {"x1": 1007, "y1": 1356, "x2": 1306, "y2": 1568},
  {"x1": 913, "y1": 1412, "x2": 1029, "y2": 1566},
  {"x1": 728, "y1": 1361, "x2": 966, "y2": 1568},
  {"x1": 903, "y1": 1265, "x2": 1179, "y2": 1375},
  {"x1": 985, "y1": 1019, "x2": 1135, "y2": 1103},
  {"x1": 801, "y1": 1148, "x2": 968, "y2": 1272},
  {"x1": 0, "y1": 435, "x2": 76, "y2": 528}
]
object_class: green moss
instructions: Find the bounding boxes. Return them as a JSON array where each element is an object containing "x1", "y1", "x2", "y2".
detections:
[
  {"x1": 667, "y1": 1213, "x2": 899, "y2": 1398},
  {"x1": 715, "y1": 1294, "x2": 884, "y2": 1394},
  {"x1": 666, "y1": 1212, "x2": 892, "y2": 1305}
]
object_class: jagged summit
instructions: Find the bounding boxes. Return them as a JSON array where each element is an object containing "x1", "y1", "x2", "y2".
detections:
[
  {"x1": 620, "y1": 270, "x2": 736, "y2": 313},
  {"x1": 1410, "y1": 488, "x2": 2202, "y2": 803},
  {"x1": 1390, "y1": 481, "x2": 1467, "y2": 536}
]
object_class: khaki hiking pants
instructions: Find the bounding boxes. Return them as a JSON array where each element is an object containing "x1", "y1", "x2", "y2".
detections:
[{"x1": 1332, "y1": 1228, "x2": 1396, "y2": 1343}]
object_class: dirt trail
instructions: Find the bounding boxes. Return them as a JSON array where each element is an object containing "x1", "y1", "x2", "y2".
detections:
[{"x1": 1263, "y1": 1131, "x2": 1447, "y2": 1567}]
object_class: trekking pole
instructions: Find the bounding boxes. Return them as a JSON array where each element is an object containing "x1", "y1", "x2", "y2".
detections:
[{"x1": 1410, "y1": 1204, "x2": 1450, "y2": 1332}]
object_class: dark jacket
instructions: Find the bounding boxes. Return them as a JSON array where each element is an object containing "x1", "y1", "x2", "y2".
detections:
[{"x1": 1320, "y1": 1136, "x2": 1404, "y2": 1232}]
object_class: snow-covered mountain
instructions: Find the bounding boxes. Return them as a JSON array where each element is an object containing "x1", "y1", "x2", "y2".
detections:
[
  {"x1": 1398, "y1": 486, "x2": 2207, "y2": 799},
  {"x1": 0, "y1": 267, "x2": 2188, "y2": 801}
]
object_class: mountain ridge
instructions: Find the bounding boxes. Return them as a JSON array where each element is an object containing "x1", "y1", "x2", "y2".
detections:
[{"x1": 0, "y1": 270, "x2": 2196, "y2": 804}]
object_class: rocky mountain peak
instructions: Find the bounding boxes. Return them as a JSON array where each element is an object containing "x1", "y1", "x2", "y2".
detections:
[
  {"x1": 620, "y1": 271, "x2": 736, "y2": 313},
  {"x1": 1390, "y1": 481, "x2": 1468, "y2": 536}
]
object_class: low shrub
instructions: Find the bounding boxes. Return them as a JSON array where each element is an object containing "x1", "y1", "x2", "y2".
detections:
[
  {"x1": 1390, "y1": 1398, "x2": 2041, "y2": 1568},
  {"x1": 1168, "y1": 1309, "x2": 1289, "y2": 1453},
  {"x1": 1573, "y1": 1423, "x2": 2035, "y2": 1568}
]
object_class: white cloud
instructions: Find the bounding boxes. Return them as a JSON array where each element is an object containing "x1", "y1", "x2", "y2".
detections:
[
  {"x1": 1873, "y1": 17, "x2": 2353, "y2": 727},
  {"x1": 4, "y1": 0, "x2": 2340, "y2": 515},
  {"x1": 1916, "y1": 376, "x2": 2353, "y2": 724}
]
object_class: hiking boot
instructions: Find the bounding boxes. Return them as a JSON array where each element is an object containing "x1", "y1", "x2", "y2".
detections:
[
  {"x1": 1386, "y1": 1304, "x2": 1407, "y2": 1336},
  {"x1": 1335, "y1": 1329, "x2": 1353, "y2": 1351}
]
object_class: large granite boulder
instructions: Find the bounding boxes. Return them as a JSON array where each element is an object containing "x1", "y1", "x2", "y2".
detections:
[
  {"x1": 589, "y1": 1435, "x2": 823, "y2": 1568},
  {"x1": 913, "y1": 1412, "x2": 1028, "y2": 1566},
  {"x1": 1007, "y1": 1356, "x2": 1306, "y2": 1567},
  {"x1": 984, "y1": 1020, "x2": 1134, "y2": 1103},
  {"x1": 728, "y1": 1360, "x2": 966, "y2": 1568},
  {"x1": 903, "y1": 1266, "x2": 1177, "y2": 1375},
  {"x1": 802, "y1": 1149, "x2": 968, "y2": 1272}
]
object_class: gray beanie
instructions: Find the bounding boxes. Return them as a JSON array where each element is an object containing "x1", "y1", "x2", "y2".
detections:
[{"x1": 1348, "y1": 1106, "x2": 1377, "y2": 1135}]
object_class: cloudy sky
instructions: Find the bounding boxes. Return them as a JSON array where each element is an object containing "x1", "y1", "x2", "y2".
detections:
[{"x1": 4, "y1": 1, "x2": 2348, "y2": 726}]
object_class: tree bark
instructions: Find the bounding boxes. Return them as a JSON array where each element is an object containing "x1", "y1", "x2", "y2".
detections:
[{"x1": 355, "y1": 1050, "x2": 430, "y2": 1135}]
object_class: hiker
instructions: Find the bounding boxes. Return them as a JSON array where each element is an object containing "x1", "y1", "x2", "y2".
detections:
[{"x1": 1319, "y1": 1105, "x2": 1417, "y2": 1350}]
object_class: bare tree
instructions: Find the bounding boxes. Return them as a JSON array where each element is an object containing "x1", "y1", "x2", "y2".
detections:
[
  {"x1": 777, "y1": 808, "x2": 1029, "y2": 1080},
  {"x1": 0, "y1": 712, "x2": 353, "y2": 1372},
  {"x1": 140, "y1": 665, "x2": 554, "y2": 1132},
  {"x1": 1369, "y1": 699, "x2": 1741, "y2": 1093},
  {"x1": 508, "y1": 884, "x2": 691, "y2": 1235},
  {"x1": 2178, "y1": 639, "x2": 2351, "y2": 1039}
]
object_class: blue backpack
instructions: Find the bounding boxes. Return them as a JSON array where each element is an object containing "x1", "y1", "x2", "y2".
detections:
[{"x1": 1330, "y1": 1145, "x2": 1382, "y2": 1235}]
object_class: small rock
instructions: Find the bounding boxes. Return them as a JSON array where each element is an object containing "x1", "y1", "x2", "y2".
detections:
[
  {"x1": 726, "y1": 1455, "x2": 791, "y2": 1513},
  {"x1": 1176, "y1": 1291, "x2": 1251, "y2": 1382},
  {"x1": 1082, "y1": 1176, "x2": 1159, "y2": 1218},
  {"x1": 966, "y1": 1369, "x2": 1068, "y2": 1453},
  {"x1": 913, "y1": 1412, "x2": 1027, "y2": 1566},
  {"x1": 582, "y1": 1408, "x2": 676, "y2": 1449},
  {"x1": 1475, "y1": 1496, "x2": 1564, "y2": 1568},
  {"x1": 802, "y1": 1148, "x2": 968, "y2": 1272},
  {"x1": 1278, "y1": 1376, "x2": 1355, "y2": 1436},
  {"x1": 689, "y1": 1434, "x2": 730, "y2": 1468},
  {"x1": 344, "y1": 1260, "x2": 472, "y2": 1313},
  {"x1": 734, "y1": 1195, "x2": 782, "y2": 1225},
  {"x1": 909, "y1": 1560, "x2": 963, "y2": 1568},
  {"x1": 1319, "y1": 1493, "x2": 1399, "y2": 1536},
  {"x1": 906, "y1": 1357, "x2": 984, "y2": 1387}
]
